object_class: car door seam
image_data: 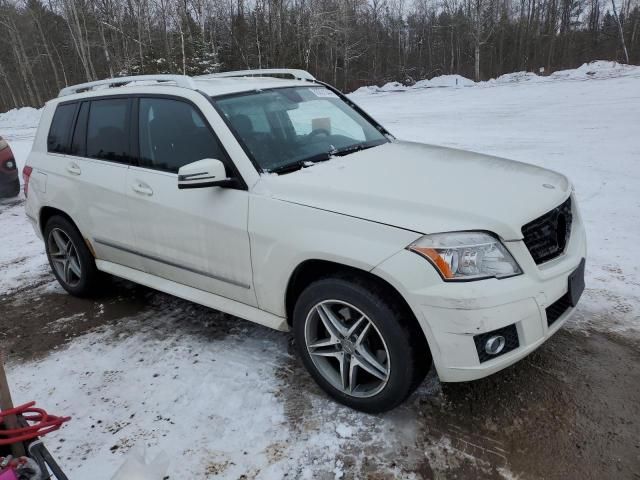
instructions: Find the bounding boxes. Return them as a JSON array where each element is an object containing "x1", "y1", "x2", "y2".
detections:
[{"x1": 93, "y1": 237, "x2": 251, "y2": 289}]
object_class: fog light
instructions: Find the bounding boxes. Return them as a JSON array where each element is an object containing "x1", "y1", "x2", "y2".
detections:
[{"x1": 484, "y1": 335, "x2": 506, "y2": 355}]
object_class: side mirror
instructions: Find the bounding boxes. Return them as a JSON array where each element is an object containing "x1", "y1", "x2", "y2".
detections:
[{"x1": 178, "y1": 158, "x2": 235, "y2": 189}]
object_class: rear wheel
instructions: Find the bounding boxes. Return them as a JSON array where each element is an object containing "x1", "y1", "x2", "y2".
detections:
[
  {"x1": 44, "y1": 216, "x2": 100, "y2": 296},
  {"x1": 293, "y1": 276, "x2": 430, "y2": 413}
]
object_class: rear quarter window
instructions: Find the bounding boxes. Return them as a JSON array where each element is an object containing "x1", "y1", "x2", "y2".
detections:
[{"x1": 47, "y1": 103, "x2": 77, "y2": 154}]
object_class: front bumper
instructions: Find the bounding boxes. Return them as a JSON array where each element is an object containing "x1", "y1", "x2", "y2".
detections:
[{"x1": 373, "y1": 195, "x2": 587, "y2": 382}]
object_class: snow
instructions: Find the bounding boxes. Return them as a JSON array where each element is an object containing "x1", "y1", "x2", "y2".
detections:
[
  {"x1": 349, "y1": 61, "x2": 640, "y2": 94},
  {"x1": 350, "y1": 85, "x2": 381, "y2": 96},
  {"x1": 0, "y1": 200, "x2": 49, "y2": 294},
  {"x1": 492, "y1": 71, "x2": 540, "y2": 84},
  {"x1": 0, "y1": 106, "x2": 41, "y2": 129},
  {"x1": 8, "y1": 317, "x2": 292, "y2": 478},
  {"x1": 426, "y1": 74, "x2": 474, "y2": 88},
  {"x1": 379, "y1": 81, "x2": 407, "y2": 92},
  {"x1": 549, "y1": 60, "x2": 640, "y2": 80},
  {"x1": 335, "y1": 423, "x2": 353, "y2": 438},
  {"x1": 0, "y1": 60, "x2": 639, "y2": 477},
  {"x1": 352, "y1": 73, "x2": 474, "y2": 94}
]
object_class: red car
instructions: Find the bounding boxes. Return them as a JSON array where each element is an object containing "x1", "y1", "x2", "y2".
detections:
[{"x1": 0, "y1": 136, "x2": 20, "y2": 198}]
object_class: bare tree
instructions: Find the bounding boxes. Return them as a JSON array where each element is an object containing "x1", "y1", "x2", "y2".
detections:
[
  {"x1": 0, "y1": 0, "x2": 639, "y2": 111},
  {"x1": 611, "y1": 0, "x2": 630, "y2": 62}
]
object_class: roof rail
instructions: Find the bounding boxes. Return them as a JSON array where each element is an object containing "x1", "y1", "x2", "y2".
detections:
[
  {"x1": 201, "y1": 69, "x2": 316, "y2": 81},
  {"x1": 58, "y1": 75, "x2": 197, "y2": 98}
]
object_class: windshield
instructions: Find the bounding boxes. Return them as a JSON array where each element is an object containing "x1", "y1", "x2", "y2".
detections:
[{"x1": 213, "y1": 86, "x2": 388, "y2": 173}]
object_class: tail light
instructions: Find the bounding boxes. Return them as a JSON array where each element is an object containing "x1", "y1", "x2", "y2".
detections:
[{"x1": 22, "y1": 166, "x2": 33, "y2": 197}]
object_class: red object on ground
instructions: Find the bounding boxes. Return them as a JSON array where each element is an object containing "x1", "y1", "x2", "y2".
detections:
[{"x1": 0, "y1": 402, "x2": 70, "y2": 445}]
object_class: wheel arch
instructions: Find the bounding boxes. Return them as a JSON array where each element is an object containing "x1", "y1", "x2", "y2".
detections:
[
  {"x1": 284, "y1": 259, "x2": 429, "y2": 355},
  {"x1": 39, "y1": 206, "x2": 95, "y2": 257},
  {"x1": 39, "y1": 206, "x2": 76, "y2": 235}
]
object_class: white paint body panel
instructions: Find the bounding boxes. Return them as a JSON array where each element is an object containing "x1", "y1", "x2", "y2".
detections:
[
  {"x1": 24, "y1": 79, "x2": 587, "y2": 382},
  {"x1": 125, "y1": 166, "x2": 257, "y2": 306},
  {"x1": 257, "y1": 141, "x2": 571, "y2": 241}
]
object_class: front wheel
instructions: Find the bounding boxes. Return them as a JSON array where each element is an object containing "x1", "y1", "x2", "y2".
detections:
[{"x1": 293, "y1": 277, "x2": 430, "y2": 413}]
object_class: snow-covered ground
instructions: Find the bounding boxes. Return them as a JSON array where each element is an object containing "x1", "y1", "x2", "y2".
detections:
[{"x1": 1, "y1": 61, "x2": 639, "y2": 478}]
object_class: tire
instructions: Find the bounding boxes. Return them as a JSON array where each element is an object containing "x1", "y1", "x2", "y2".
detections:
[
  {"x1": 0, "y1": 178, "x2": 20, "y2": 198},
  {"x1": 293, "y1": 276, "x2": 431, "y2": 413},
  {"x1": 44, "y1": 215, "x2": 100, "y2": 297}
]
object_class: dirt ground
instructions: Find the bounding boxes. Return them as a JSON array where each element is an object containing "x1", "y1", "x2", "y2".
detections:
[{"x1": 1, "y1": 270, "x2": 639, "y2": 480}]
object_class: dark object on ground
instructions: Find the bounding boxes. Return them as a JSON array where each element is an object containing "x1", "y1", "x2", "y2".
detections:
[{"x1": 0, "y1": 137, "x2": 19, "y2": 198}]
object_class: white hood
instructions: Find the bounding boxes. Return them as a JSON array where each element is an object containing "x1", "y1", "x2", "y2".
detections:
[{"x1": 255, "y1": 141, "x2": 571, "y2": 240}]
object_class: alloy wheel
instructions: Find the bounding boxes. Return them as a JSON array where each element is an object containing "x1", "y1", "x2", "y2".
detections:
[
  {"x1": 47, "y1": 228, "x2": 82, "y2": 288},
  {"x1": 304, "y1": 300, "x2": 391, "y2": 398}
]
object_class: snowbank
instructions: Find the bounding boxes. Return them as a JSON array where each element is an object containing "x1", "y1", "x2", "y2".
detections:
[
  {"x1": 349, "y1": 60, "x2": 640, "y2": 95},
  {"x1": 427, "y1": 74, "x2": 474, "y2": 87},
  {"x1": 550, "y1": 60, "x2": 640, "y2": 80},
  {"x1": 0, "y1": 106, "x2": 41, "y2": 128},
  {"x1": 379, "y1": 81, "x2": 407, "y2": 92},
  {"x1": 412, "y1": 74, "x2": 475, "y2": 89},
  {"x1": 349, "y1": 85, "x2": 381, "y2": 96},
  {"x1": 493, "y1": 71, "x2": 541, "y2": 84}
]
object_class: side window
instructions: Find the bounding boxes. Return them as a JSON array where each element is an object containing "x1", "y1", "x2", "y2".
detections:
[
  {"x1": 87, "y1": 98, "x2": 130, "y2": 163},
  {"x1": 70, "y1": 102, "x2": 89, "y2": 157},
  {"x1": 47, "y1": 103, "x2": 77, "y2": 154},
  {"x1": 138, "y1": 98, "x2": 227, "y2": 173}
]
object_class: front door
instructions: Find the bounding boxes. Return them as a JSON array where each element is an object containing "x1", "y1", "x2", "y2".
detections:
[{"x1": 125, "y1": 96, "x2": 256, "y2": 306}]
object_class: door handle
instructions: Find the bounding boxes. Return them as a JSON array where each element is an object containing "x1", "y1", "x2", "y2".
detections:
[
  {"x1": 132, "y1": 182, "x2": 153, "y2": 196},
  {"x1": 66, "y1": 162, "x2": 81, "y2": 175}
]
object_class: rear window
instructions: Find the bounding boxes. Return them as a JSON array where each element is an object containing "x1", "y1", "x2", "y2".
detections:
[
  {"x1": 87, "y1": 99, "x2": 130, "y2": 163},
  {"x1": 47, "y1": 103, "x2": 77, "y2": 154}
]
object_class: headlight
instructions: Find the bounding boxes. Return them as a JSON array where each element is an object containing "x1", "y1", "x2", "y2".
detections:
[
  {"x1": 407, "y1": 232, "x2": 522, "y2": 281},
  {"x1": 0, "y1": 139, "x2": 8, "y2": 151}
]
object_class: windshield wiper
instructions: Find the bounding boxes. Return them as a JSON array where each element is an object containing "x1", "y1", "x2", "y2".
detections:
[
  {"x1": 268, "y1": 153, "x2": 332, "y2": 174},
  {"x1": 333, "y1": 142, "x2": 383, "y2": 157},
  {"x1": 268, "y1": 142, "x2": 384, "y2": 175}
]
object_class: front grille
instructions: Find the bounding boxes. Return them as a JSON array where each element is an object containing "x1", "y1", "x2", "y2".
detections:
[
  {"x1": 546, "y1": 293, "x2": 572, "y2": 326},
  {"x1": 522, "y1": 197, "x2": 572, "y2": 265},
  {"x1": 473, "y1": 324, "x2": 520, "y2": 363}
]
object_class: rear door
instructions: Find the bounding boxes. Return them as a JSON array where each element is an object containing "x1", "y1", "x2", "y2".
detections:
[
  {"x1": 66, "y1": 97, "x2": 142, "y2": 270},
  {"x1": 125, "y1": 96, "x2": 256, "y2": 306}
]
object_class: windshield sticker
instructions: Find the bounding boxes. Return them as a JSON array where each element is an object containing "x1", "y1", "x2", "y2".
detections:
[{"x1": 310, "y1": 88, "x2": 338, "y2": 98}]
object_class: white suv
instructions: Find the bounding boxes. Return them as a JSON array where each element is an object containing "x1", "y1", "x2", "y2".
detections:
[{"x1": 24, "y1": 70, "x2": 586, "y2": 412}]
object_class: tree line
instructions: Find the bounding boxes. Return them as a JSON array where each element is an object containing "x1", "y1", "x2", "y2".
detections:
[{"x1": 0, "y1": 0, "x2": 638, "y2": 111}]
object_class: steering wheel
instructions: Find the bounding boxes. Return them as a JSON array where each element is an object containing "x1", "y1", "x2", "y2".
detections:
[{"x1": 308, "y1": 128, "x2": 331, "y2": 139}]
